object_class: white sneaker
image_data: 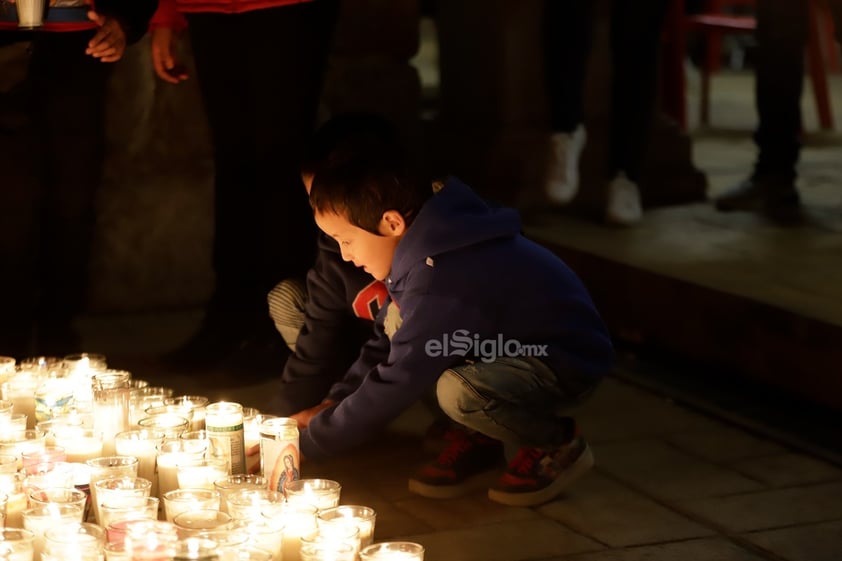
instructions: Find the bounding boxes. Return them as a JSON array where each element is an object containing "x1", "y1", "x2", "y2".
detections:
[
  {"x1": 605, "y1": 172, "x2": 643, "y2": 226},
  {"x1": 545, "y1": 125, "x2": 586, "y2": 205}
]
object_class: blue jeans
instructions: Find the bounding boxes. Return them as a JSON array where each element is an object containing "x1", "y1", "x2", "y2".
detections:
[{"x1": 436, "y1": 357, "x2": 596, "y2": 449}]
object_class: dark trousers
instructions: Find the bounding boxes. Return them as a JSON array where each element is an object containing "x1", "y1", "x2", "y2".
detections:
[
  {"x1": 544, "y1": 0, "x2": 669, "y2": 183},
  {"x1": 186, "y1": 1, "x2": 337, "y2": 321},
  {"x1": 0, "y1": 31, "x2": 108, "y2": 355},
  {"x1": 753, "y1": 0, "x2": 809, "y2": 180}
]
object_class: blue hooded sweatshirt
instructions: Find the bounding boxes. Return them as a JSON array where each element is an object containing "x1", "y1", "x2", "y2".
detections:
[
  {"x1": 299, "y1": 177, "x2": 614, "y2": 459},
  {"x1": 271, "y1": 232, "x2": 388, "y2": 416}
]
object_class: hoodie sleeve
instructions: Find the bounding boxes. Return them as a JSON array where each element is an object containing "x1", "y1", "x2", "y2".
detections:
[
  {"x1": 95, "y1": 0, "x2": 159, "y2": 44},
  {"x1": 300, "y1": 284, "x2": 484, "y2": 460},
  {"x1": 271, "y1": 251, "x2": 385, "y2": 415},
  {"x1": 148, "y1": 0, "x2": 188, "y2": 33}
]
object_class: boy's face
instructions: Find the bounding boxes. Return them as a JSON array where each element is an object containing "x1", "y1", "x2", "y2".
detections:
[{"x1": 314, "y1": 208, "x2": 405, "y2": 281}]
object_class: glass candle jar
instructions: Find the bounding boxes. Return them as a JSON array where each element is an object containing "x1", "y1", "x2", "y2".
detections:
[
  {"x1": 284, "y1": 479, "x2": 341, "y2": 512},
  {"x1": 359, "y1": 542, "x2": 425, "y2": 561},
  {"x1": 205, "y1": 403, "x2": 245, "y2": 476},
  {"x1": 213, "y1": 474, "x2": 267, "y2": 515},
  {"x1": 92, "y1": 371, "x2": 132, "y2": 456},
  {"x1": 259, "y1": 418, "x2": 298, "y2": 492}
]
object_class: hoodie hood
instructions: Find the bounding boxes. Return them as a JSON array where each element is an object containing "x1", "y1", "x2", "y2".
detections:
[{"x1": 390, "y1": 177, "x2": 521, "y2": 283}]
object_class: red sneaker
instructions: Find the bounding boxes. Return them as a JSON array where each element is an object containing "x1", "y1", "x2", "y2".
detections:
[
  {"x1": 409, "y1": 428, "x2": 504, "y2": 499},
  {"x1": 488, "y1": 436, "x2": 594, "y2": 507}
]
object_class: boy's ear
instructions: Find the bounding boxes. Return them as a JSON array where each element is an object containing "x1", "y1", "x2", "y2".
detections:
[{"x1": 379, "y1": 210, "x2": 406, "y2": 237}]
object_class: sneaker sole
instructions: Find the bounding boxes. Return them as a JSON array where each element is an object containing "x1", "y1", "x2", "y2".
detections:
[
  {"x1": 408, "y1": 469, "x2": 500, "y2": 500},
  {"x1": 487, "y1": 444, "x2": 595, "y2": 507}
]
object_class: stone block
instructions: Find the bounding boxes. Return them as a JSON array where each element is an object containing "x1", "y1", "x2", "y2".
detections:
[
  {"x1": 402, "y1": 518, "x2": 602, "y2": 561},
  {"x1": 594, "y1": 439, "x2": 763, "y2": 501},
  {"x1": 680, "y1": 481, "x2": 842, "y2": 532},
  {"x1": 539, "y1": 473, "x2": 714, "y2": 547}
]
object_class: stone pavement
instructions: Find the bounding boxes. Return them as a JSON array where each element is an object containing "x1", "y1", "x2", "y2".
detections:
[{"x1": 76, "y1": 305, "x2": 841, "y2": 561}]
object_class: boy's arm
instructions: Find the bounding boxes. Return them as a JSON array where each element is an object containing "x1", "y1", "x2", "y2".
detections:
[
  {"x1": 273, "y1": 253, "x2": 387, "y2": 415},
  {"x1": 300, "y1": 290, "x2": 483, "y2": 460}
]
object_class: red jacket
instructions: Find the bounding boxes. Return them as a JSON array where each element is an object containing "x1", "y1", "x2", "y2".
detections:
[
  {"x1": 150, "y1": 0, "x2": 313, "y2": 33},
  {"x1": 0, "y1": 0, "x2": 156, "y2": 42}
]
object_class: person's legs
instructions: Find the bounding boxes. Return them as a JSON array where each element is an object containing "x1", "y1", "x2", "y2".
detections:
[
  {"x1": 174, "y1": 4, "x2": 335, "y2": 366},
  {"x1": 715, "y1": 0, "x2": 807, "y2": 214},
  {"x1": 542, "y1": 0, "x2": 593, "y2": 204},
  {"x1": 267, "y1": 278, "x2": 307, "y2": 351},
  {"x1": 242, "y1": 1, "x2": 336, "y2": 288},
  {"x1": 604, "y1": 0, "x2": 669, "y2": 226},
  {"x1": 409, "y1": 357, "x2": 596, "y2": 506},
  {"x1": 28, "y1": 31, "x2": 110, "y2": 355}
]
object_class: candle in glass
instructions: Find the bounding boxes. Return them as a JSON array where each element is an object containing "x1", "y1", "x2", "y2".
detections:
[
  {"x1": 92, "y1": 371, "x2": 132, "y2": 456},
  {"x1": 154, "y1": 440, "x2": 206, "y2": 500},
  {"x1": 0, "y1": 528, "x2": 36, "y2": 561},
  {"x1": 2, "y1": 370, "x2": 42, "y2": 429},
  {"x1": 225, "y1": 489, "x2": 284, "y2": 521},
  {"x1": 22, "y1": 446, "x2": 66, "y2": 475},
  {"x1": 99, "y1": 497, "x2": 160, "y2": 529},
  {"x1": 163, "y1": 396, "x2": 209, "y2": 432},
  {"x1": 23, "y1": 504, "x2": 86, "y2": 561},
  {"x1": 259, "y1": 418, "x2": 298, "y2": 490},
  {"x1": 43, "y1": 522, "x2": 106, "y2": 561},
  {"x1": 318, "y1": 505, "x2": 377, "y2": 547},
  {"x1": 136, "y1": 414, "x2": 189, "y2": 439},
  {"x1": 115, "y1": 430, "x2": 165, "y2": 499},
  {"x1": 205, "y1": 402, "x2": 245, "y2": 475},
  {"x1": 300, "y1": 525, "x2": 360, "y2": 561},
  {"x1": 123, "y1": 520, "x2": 179, "y2": 561},
  {"x1": 213, "y1": 474, "x2": 266, "y2": 515},
  {"x1": 176, "y1": 457, "x2": 229, "y2": 491},
  {"x1": 261, "y1": 502, "x2": 317, "y2": 561},
  {"x1": 85, "y1": 456, "x2": 139, "y2": 526},
  {"x1": 1, "y1": 472, "x2": 28, "y2": 528},
  {"x1": 284, "y1": 479, "x2": 341, "y2": 512},
  {"x1": 28, "y1": 487, "x2": 88, "y2": 512},
  {"x1": 161, "y1": 489, "x2": 220, "y2": 523},
  {"x1": 54, "y1": 427, "x2": 103, "y2": 464},
  {"x1": 230, "y1": 519, "x2": 283, "y2": 561},
  {"x1": 172, "y1": 509, "x2": 232, "y2": 539}
]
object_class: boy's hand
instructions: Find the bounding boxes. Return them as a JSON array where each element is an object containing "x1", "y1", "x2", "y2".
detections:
[
  {"x1": 245, "y1": 443, "x2": 261, "y2": 474},
  {"x1": 151, "y1": 27, "x2": 189, "y2": 84},
  {"x1": 290, "y1": 399, "x2": 336, "y2": 429},
  {"x1": 85, "y1": 11, "x2": 126, "y2": 62}
]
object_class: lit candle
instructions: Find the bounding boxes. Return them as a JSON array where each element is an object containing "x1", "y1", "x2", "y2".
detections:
[
  {"x1": 205, "y1": 402, "x2": 245, "y2": 475},
  {"x1": 318, "y1": 505, "x2": 377, "y2": 547},
  {"x1": 115, "y1": 430, "x2": 164, "y2": 499},
  {"x1": 161, "y1": 489, "x2": 220, "y2": 523},
  {"x1": 0, "y1": 528, "x2": 36, "y2": 561},
  {"x1": 154, "y1": 440, "x2": 206, "y2": 500},
  {"x1": 56, "y1": 428, "x2": 104, "y2": 464},
  {"x1": 262, "y1": 502, "x2": 317, "y2": 561},
  {"x1": 284, "y1": 479, "x2": 341, "y2": 512}
]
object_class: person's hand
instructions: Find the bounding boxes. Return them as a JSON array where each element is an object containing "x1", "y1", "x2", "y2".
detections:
[
  {"x1": 290, "y1": 400, "x2": 336, "y2": 429},
  {"x1": 151, "y1": 27, "x2": 188, "y2": 84},
  {"x1": 85, "y1": 11, "x2": 126, "y2": 62},
  {"x1": 245, "y1": 443, "x2": 261, "y2": 474}
]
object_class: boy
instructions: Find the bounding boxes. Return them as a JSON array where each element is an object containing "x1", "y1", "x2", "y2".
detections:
[
  {"x1": 268, "y1": 113, "x2": 397, "y2": 415},
  {"x1": 294, "y1": 158, "x2": 614, "y2": 507}
]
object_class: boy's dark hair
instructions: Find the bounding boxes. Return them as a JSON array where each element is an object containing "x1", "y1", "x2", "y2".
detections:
[
  {"x1": 307, "y1": 113, "x2": 430, "y2": 235},
  {"x1": 301, "y1": 112, "x2": 404, "y2": 178}
]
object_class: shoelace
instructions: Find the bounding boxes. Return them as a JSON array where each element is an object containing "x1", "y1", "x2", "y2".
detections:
[
  {"x1": 437, "y1": 436, "x2": 474, "y2": 466},
  {"x1": 510, "y1": 447, "x2": 545, "y2": 475}
]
